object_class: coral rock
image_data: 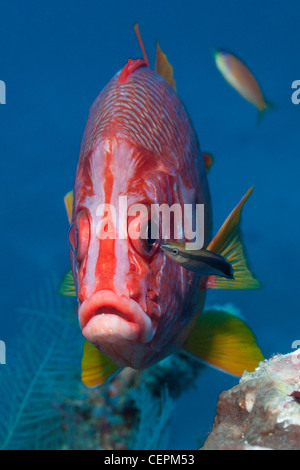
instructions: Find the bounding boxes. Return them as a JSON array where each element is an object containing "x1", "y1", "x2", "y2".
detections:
[{"x1": 201, "y1": 351, "x2": 300, "y2": 450}]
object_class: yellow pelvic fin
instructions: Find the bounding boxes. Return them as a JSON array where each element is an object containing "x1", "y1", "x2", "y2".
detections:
[
  {"x1": 202, "y1": 152, "x2": 214, "y2": 173},
  {"x1": 64, "y1": 190, "x2": 73, "y2": 224},
  {"x1": 81, "y1": 340, "x2": 120, "y2": 388},
  {"x1": 183, "y1": 308, "x2": 264, "y2": 377},
  {"x1": 207, "y1": 187, "x2": 261, "y2": 289},
  {"x1": 155, "y1": 42, "x2": 176, "y2": 91},
  {"x1": 58, "y1": 270, "x2": 76, "y2": 297}
]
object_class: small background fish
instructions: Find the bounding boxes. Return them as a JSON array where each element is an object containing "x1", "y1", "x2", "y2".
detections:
[
  {"x1": 214, "y1": 48, "x2": 273, "y2": 122},
  {"x1": 0, "y1": 0, "x2": 299, "y2": 451}
]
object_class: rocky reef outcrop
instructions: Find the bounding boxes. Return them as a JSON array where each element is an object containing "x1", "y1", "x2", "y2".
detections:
[{"x1": 201, "y1": 350, "x2": 300, "y2": 450}]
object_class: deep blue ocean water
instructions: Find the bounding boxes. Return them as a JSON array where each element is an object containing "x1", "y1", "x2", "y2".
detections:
[{"x1": 0, "y1": 0, "x2": 299, "y2": 449}]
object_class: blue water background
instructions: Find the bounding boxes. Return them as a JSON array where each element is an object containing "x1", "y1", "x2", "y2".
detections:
[{"x1": 0, "y1": 0, "x2": 299, "y2": 449}]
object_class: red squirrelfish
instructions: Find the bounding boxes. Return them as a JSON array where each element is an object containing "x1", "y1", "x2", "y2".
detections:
[{"x1": 60, "y1": 26, "x2": 264, "y2": 387}]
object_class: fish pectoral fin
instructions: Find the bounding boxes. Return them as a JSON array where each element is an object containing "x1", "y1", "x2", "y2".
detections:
[
  {"x1": 81, "y1": 340, "x2": 121, "y2": 388},
  {"x1": 183, "y1": 308, "x2": 264, "y2": 376},
  {"x1": 206, "y1": 186, "x2": 261, "y2": 289},
  {"x1": 58, "y1": 270, "x2": 76, "y2": 297},
  {"x1": 64, "y1": 190, "x2": 73, "y2": 223},
  {"x1": 155, "y1": 42, "x2": 176, "y2": 91},
  {"x1": 202, "y1": 152, "x2": 214, "y2": 173}
]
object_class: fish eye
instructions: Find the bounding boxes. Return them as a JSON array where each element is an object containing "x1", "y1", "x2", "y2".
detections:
[
  {"x1": 172, "y1": 248, "x2": 179, "y2": 256},
  {"x1": 68, "y1": 210, "x2": 90, "y2": 263},
  {"x1": 129, "y1": 217, "x2": 160, "y2": 259},
  {"x1": 140, "y1": 219, "x2": 160, "y2": 257}
]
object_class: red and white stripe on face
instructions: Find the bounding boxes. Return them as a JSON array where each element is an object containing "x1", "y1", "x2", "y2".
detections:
[{"x1": 76, "y1": 137, "x2": 144, "y2": 304}]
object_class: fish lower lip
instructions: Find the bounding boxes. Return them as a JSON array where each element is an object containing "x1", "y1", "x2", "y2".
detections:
[
  {"x1": 94, "y1": 307, "x2": 129, "y2": 321},
  {"x1": 79, "y1": 290, "x2": 154, "y2": 343}
]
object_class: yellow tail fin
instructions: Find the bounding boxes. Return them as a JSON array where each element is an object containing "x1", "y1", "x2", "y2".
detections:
[
  {"x1": 81, "y1": 340, "x2": 120, "y2": 388},
  {"x1": 207, "y1": 187, "x2": 261, "y2": 289},
  {"x1": 183, "y1": 307, "x2": 264, "y2": 376},
  {"x1": 155, "y1": 42, "x2": 176, "y2": 91}
]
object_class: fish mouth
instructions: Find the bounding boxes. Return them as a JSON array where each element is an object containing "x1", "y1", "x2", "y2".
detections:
[{"x1": 79, "y1": 290, "x2": 154, "y2": 344}]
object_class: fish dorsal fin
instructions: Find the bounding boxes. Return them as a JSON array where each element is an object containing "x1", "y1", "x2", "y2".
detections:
[
  {"x1": 134, "y1": 23, "x2": 150, "y2": 66},
  {"x1": 81, "y1": 340, "x2": 120, "y2": 388},
  {"x1": 59, "y1": 270, "x2": 76, "y2": 297},
  {"x1": 202, "y1": 152, "x2": 214, "y2": 173},
  {"x1": 206, "y1": 187, "x2": 261, "y2": 289},
  {"x1": 64, "y1": 190, "x2": 73, "y2": 224},
  {"x1": 183, "y1": 307, "x2": 264, "y2": 376},
  {"x1": 155, "y1": 42, "x2": 176, "y2": 91}
]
